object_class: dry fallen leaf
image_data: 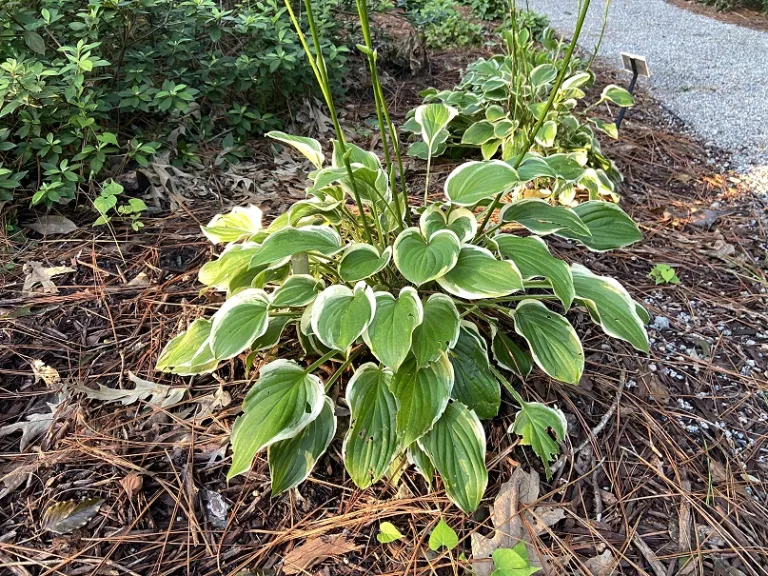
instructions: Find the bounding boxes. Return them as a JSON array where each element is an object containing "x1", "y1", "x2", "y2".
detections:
[
  {"x1": 22, "y1": 262, "x2": 75, "y2": 294},
  {"x1": 0, "y1": 392, "x2": 68, "y2": 451},
  {"x1": 282, "y1": 533, "x2": 360, "y2": 575},
  {"x1": 42, "y1": 498, "x2": 103, "y2": 534},
  {"x1": 583, "y1": 550, "x2": 615, "y2": 575},
  {"x1": 75, "y1": 372, "x2": 185, "y2": 408},
  {"x1": 471, "y1": 467, "x2": 566, "y2": 576},
  {"x1": 24, "y1": 215, "x2": 77, "y2": 236},
  {"x1": 31, "y1": 359, "x2": 61, "y2": 387},
  {"x1": 194, "y1": 386, "x2": 232, "y2": 421},
  {"x1": 120, "y1": 473, "x2": 143, "y2": 499}
]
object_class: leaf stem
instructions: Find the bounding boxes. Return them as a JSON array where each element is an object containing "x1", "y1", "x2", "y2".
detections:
[
  {"x1": 324, "y1": 347, "x2": 361, "y2": 391},
  {"x1": 304, "y1": 349, "x2": 339, "y2": 375}
]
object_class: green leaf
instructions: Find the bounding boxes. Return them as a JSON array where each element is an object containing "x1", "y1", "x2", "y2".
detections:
[
  {"x1": 534, "y1": 120, "x2": 557, "y2": 148},
  {"x1": 490, "y1": 326, "x2": 533, "y2": 378},
  {"x1": 411, "y1": 294, "x2": 460, "y2": 368},
  {"x1": 436, "y1": 245, "x2": 523, "y2": 300},
  {"x1": 591, "y1": 118, "x2": 619, "y2": 139},
  {"x1": 530, "y1": 63, "x2": 557, "y2": 86},
  {"x1": 494, "y1": 235, "x2": 574, "y2": 309},
  {"x1": 390, "y1": 354, "x2": 453, "y2": 447},
  {"x1": 266, "y1": 131, "x2": 325, "y2": 169},
  {"x1": 420, "y1": 205, "x2": 478, "y2": 244},
  {"x1": 332, "y1": 140, "x2": 381, "y2": 171},
  {"x1": 492, "y1": 541, "x2": 541, "y2": 576},
  {"x1": 499, "y1": 199, "x2": 591, "y2": 237},
  {"x1": 268, "y1": 397, "x2": 336, "y2": 494},
  {"x1": 377, "y1": 522, "x2": 404, "y2": 544},
  {"x1": 462, "y1": 120, "x2": 496, "y2": 145},
  {"x1": 247, "y1": 316, "x2": 294, "y2": 358},
  {"x1": 311, "y1": 281, "x2": 376, "y2": 351},
  {"x1": 393, "y1": 228, "x2": 461, "y2": 286},
  {"x1": 155, "y1": 318, "x2": 217, "y2": 375},
  {"x1": 415, "y1": 103, "x2": 458, "y2": 157},
  {"x1": 449, "y1": 323, "x2": 500, "y2": 419},
  {"x1": 555, "y1": 201, "x2": 642, "y2": 252},
  {"x1": 363, "y1": 287, "x2": 424, "y2": 371},
  {"x1": 210, "y1": 288, "x2": 270, "y2": 360},
  {"x1": 198, "y1": 243, "x2": 264, "y2": 291},
  {"x1": 271, "y1": 274, "x2": 324, "y2": 308},
  {"x1": 508, "y1": 394, "x2": 567, "y2": 479},
  {"x1": 513, "y1": 300, "x2": 583, "y2": 384},
  {"x1": 201, "y1": 205, "x2": 263, "y2": 244},
  {"x1": 543, "y1": 154, "x2": 585, "y2": 182},
  {"x1": 407, "y1": 443, "x2": 434, "y2": 487},
  {"x1": 444, "y1": 161, "x2": 520, "y2": 206},
  {"x1": 228, "y1": 359, "x2": 325, "y2": 479},
  {"x1": 338, "y1": 244, "x2": 392, "y2": 283},
  {"x1": 418, "y1": 402, "x2": 487, "y2": 513},
  {"x1": 24, "y1": 30, "x2": 46, "y2": 55},
  {"x1": 249, "y1": 226, "x2": 342, "y2": 268},
  {"x1": 428, "y1": 518, "x2": 458, "y2": 551},
  {"x1": 571, "y1": 264, "x2": 649, "y2": 352},
  {"x1": 517, "y1": 155, "x2": 556, "y2": 182},
  {"x1": 601, "y1": 84, "x2": 635, "y2": 107},
  {"x1": 344, "y1": 363, "x2": 399, "y2": 488}
]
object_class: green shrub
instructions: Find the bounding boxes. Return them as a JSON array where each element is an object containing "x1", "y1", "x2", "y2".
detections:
[
  {"x1": 463, "y1": 0, "x2": 510, "y2": 21},
  {"x1": 513, "y1": 8, "x2": 550, "y2": 38},
  {"x1": 403, "y1": 22, "x2": 633, "y2": 204},
  {"x1": 155, "y1": 0, "x2": 649, "y2": 512},
  {"x1": 698, "y1": 0, "x2": 768, "y2": 11},
  {"x1": 406, "y1": 0, "x2": 483, "y2": 49},
  {"x1": 0, "y1": 0, "x2": 348, "y2": 207}
]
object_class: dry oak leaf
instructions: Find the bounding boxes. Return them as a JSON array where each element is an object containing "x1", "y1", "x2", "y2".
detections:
[
  {"x1": 282, "y1": 533, "x2": 360, "y2": 575},
  {"x1": 22, "y1": 261, "x2": 75, "y2": 294},
  {"x1": 471, "y1": 467, "x2": 565, "y2": 576},
  {"x1": 24, "y1": 215, "x2": 77, "y2": 236},
  {"x1": 31, "y1": 359, "x2": 61, "y2": 387}
]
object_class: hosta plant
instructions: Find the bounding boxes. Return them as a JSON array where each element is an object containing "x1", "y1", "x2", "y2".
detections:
[
  {"x1": 404, "y1": 17, "x2": 635, "y2": 205},
  {"x1": 156, "y1": 0, "x2": 648, "y2": 513}
]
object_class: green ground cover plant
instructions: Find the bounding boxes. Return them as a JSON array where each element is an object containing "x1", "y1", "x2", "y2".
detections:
[
  {"x1": 156, "y1": 0, "x2": 649, "y2": 513},
  {"x1": 0, "y1": 0, "x2": 349, "y2": 207}
]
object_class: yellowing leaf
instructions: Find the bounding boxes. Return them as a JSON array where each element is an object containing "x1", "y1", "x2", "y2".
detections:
[
  {"x1": 42, "y1": 499, "x2": 102, "y2": 534},
  {"x1": 377, "y1": 521, "x2": 404, "y2": 543},
  {"x1": 429, "y1": 518, "x2": 458, "y2": 551}
]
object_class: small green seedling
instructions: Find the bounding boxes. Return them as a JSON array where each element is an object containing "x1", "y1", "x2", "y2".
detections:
[
  {"x1": 428, "y1": 518, "x2": 458, "y2": 551},
  {"x1": 649, "y1": 263, "x2": 680, "y2": 285},
  {"x1": 491, "y1": 541, "x2": 541, "y2": 576},
  {"x1": 93, "y1": 180, "x2": 148, "y2": 231},
  {"x1": 376, "y1": 521, "x2": 404, "y2": 543}
]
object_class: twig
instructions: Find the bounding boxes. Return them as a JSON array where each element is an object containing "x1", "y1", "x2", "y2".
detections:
[{"x1": 632, "y1": 533, "x2": 667, "y2": 576}]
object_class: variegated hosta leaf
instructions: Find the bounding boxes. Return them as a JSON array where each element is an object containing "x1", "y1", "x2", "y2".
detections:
[
  {"x1": 555, "y1": 201, "x2": 642, "y2": 252},
  {"x1": 338, "y1": 244, "x2": 392, "y2": 283},
  {"x1": 499, "y1": 199, "x2": 591, "y2": 237},
  {"x1": 210, "y1": 288, "x2": 270, "y2": 360},
  {"x1": 407, "y1": 443, "x2": 434, "y2": 487},
  {"x1": 436, "y1": 245, "x2": 523, "y2": 299},
  {"x1": 444, "y1": 160, "x2": 520, "y2": 206},
  {"x1": 343, "y1": 164, "x2": 392, "y2": 205},
  {"x1": 271, "y1": 274, "x2": 324, "y2": 308},
  {"x1": 311, "y1": 281, "x2": 376, "y2": 351},
  {"x1": 513, "y1": 300, "x2": 583, "y2": 385},
  {"x1": 449, "y1": 323, "x2": 500, "y2": 419},
  {"x1": 418, "y1": 401, "x2": 487, "y2": 513},
  {"x1": 393, "y1": 228, "x2": 461, "y2": 286},
  {"x1": 156, "y1": 318, "x2": 218, "y2": 375},
  {"x1": 494, "y1": 234, "x2": 574, "y2": 309},
  {"x1": 571, "y1": 264, "x2": 649, "y2": 352},
  {"x1": 419, "y1": 205, "x2": 478, "y2": 243},
  {"x1": 535, "y1": 120, "x2": 557, "y2": 148},
  {"x1": 517, "y1": 155, "x2": 556, "y2": 182},
  {"x1": 508, "y1": 395, "x2": 567, "y2": 479},
  {"x1": 490, "y1": 325, "x2": 533, "y2": 378},
  {"x1": 228, "y1": 359, "x2": 324, "y2": 479},
  {"x1": 198, "y1": 243, "x2": 261, "y2": 291},
  {"x1": 461, "y1": 120, "x2": 496, "y2": 146},
  {"x1": 201, "y1": 205, "x2": 264, "y2": 244},
  {"x1": 248, "y1": 316, "x2": 294, "y2": 354},
  {"x1": 415, "y1": 102, "x2": 458, "y2": 157},
  {"x1": 544, "y1": 153, "x2": 585, "y2": 182},
  {"x1": 332, "y1": 140, "x2": 381, "y2": 171},
  {"x1": 363, "y1": 287, "x2": 424, "y2": 371},
  {"x1": 343, "y1": 363, "x2": 399, "y2": 488},
  {"x1": 266, "y1": 130, "x2": 325, "y2": 169},
  {"x1": 601, "y1": 84, "x2": 635, "y2": 107},
  {"x1": 288, "y1": 198, "x2": 342, "y2": 227},
  {"x1": 268, "y1": 396, "x2": 336, "y2": 495},
  {"x1": 249, "y1": 226, "x2": 342, "y2": 268},
  {"x1": 389, "y1": 354, "x2": 453, "y2": 447},
  {"x1": 411, "y1": 294, "x2": 460, "y2": 368}
]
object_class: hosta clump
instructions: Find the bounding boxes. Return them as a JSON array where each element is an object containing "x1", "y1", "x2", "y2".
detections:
[
  {"x1": 156, "y1": 119, "x2": 649, "y2": 513},
  {"x1": 404, "y1": 24, "x2": 635, "y2": 204}
]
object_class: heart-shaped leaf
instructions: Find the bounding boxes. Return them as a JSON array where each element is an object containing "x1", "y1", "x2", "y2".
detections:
[
  {"x1": 420, "y1": 205, "x2": 478, "y2": 243},
  {"x1": 390, "y1": 354, "x2": 453, "y2": 447},
  {"x1": 555, "y1": 201, "x2": 642, "y2": 251},
  {"x1": 338, "y1": 244, "x2": 392, "y2": 283},
  {"x1": 210, "y1": 288, "x2": 270, "y2": 360},
  {"x1": 249, "y1": 226, "x2": 342, "y2": 268},
  {"x1": 411, "y1": 294, "x2": 461, "y2": 368},
  {"x1": 494, "y1": 234, "x2": 574, "y2": 309},
  {"x1": 201, "y1": 205, "x2": 264, "y2": 244},
  {"x1": 393, "y1": 228, "x2": 461, "y2": 286},
  {"x1": 499, "y1": 199, "x2": 591, "y2": 237},
  {"x1": 363, "y1": 287, "x2": 424, "y2": 371},
  {"x1": 418, "y1": 401, "x2": 487, "y2": 513},
  {"x1": 343, "y1": 363, "x2": 399, "y2": 488},
  {"x1": 268, "y1": 396, "x2": 336, "y2": 494},
  {"x1": 429, "y1": 518, "x2": 458, "y2": 551},
  {"x1": 415, "y1": 102, "x2": 458, "y2": 158},
  {"x1": 311, "y1": 281, "x2": 376, "y2": 351},
  {"x1": 437, "y1": 245, "x2": 523, "y2": 299},
  {"x1": 228, "y1": 359, "x2": 325, "y2": 479},
  {"x1": 450, "y1": 323, "x2": 500, "y2": 419},
  {"x1": 271, "y1": 274, "x2": 324, "y2": 308},
  {"x1": 513, "y1": 300, "x2": 583, "y2": 385},
  {"x1": 377, "y1": 522, "x2": 405, "y2": 543},
  {"x1": 508, "y1": 393, "x2": 567, "y2": 479},
  {"x1": 444, "y1": 161, "x2": 520, "y2": 206}
]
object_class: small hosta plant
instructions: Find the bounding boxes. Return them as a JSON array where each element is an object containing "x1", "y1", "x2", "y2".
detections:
[{"x1": 156, "y1": 0, "x2": 648, "y2": 513}]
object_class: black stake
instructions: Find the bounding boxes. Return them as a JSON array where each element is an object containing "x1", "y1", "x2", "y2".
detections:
[{"x1": 616, "y1": 58, "x2": 638, "y2": 129}]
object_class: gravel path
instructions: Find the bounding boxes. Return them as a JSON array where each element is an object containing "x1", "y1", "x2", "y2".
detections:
[{"x1": 525, "y1": 0, "x2": 768, "y2": 174}]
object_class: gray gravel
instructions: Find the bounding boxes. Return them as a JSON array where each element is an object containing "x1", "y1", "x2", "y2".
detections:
[{"x1": 526, "y1": 0, "x2": 768, "y2": 177}]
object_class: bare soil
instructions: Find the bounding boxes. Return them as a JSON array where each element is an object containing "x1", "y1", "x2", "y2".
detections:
[{"x1": 666, "y1": 0, "x2": 768, "y2": 32}]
